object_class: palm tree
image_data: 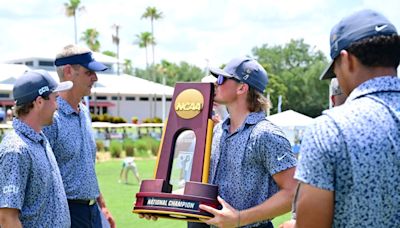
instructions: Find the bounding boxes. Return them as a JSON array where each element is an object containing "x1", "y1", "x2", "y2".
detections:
[
  {"x1": 141, "y1": 6, "x2": 163, "y2": 65},
  {"x1": 123, "y1": 59, "x2": 133, "y2": 75},
  {"x1": 64, "y1": 0, "x2": 85, "y2": 44},
  {"x1": 112, "y1": 24, "x2": 121, "y2": 75},
  {"x1": 80, "y1": 28, "x2": 100, "y2": 52},
  {"x1": 134, "y1": 32, "x2": 155, "y2": 68}
]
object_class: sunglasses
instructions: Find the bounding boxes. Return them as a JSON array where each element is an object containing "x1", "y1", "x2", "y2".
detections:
[{"x1": 216, "y1": 75, "x2": 242, "y2": 85}]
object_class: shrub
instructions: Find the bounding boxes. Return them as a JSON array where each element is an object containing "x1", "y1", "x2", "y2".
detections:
[
  {"x1": 152, "y1": 117, "x2": 162, "y2": 123},
  {"x1": 96, "y1": 140, "x2": 105, "y2": 152},
  {"x1": 142, "y1": 117, "x2": 152, "y2": 123},
  {"x1": 123, "y1": 139, "x2": 135, "y2": 157},
  {"x1": 110, "y1": 140, "x2": 122, "y2": 158},
  {"x1": 142, "y1": 136, "x2": 161, "y2": 156},
  {"x1": 134, "y1": 139, "x2": 150, "y2": 157},
  {"x1": 131, "y1": 116, "x2": 139, "y2": 124}
]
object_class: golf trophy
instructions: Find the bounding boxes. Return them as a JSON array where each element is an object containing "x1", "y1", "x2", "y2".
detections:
[{"x1": 132, "y1": 82, "x2": 220, "y2": 222}]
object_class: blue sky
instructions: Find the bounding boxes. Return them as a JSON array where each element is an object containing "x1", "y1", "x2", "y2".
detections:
[{"x1": 0, "y1": 0, "x2": 399, "y2": 70}]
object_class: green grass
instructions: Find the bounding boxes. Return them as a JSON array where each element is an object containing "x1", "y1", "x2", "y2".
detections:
[{"x1": 96, "y1": 159, "x2": 291, "y2": 227}]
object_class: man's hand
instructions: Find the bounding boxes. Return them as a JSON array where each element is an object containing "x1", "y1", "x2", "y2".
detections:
[
  {"x1": 199, "y1": 196, "x2": 239, "y2": 228},
  {"x1": 138, "y1": 213, "x2": 158, "y2": 221},
  {"x1": 279, "y1": 219, "x2": 296, "y2": 228},
  {"x1": 101, "y1": 207, "x2": 116, "y2": 228}
]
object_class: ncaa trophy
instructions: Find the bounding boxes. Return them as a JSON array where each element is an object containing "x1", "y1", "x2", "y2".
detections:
[{"x1": 132, "y1": 82, "x2": 219, "y2": 222}]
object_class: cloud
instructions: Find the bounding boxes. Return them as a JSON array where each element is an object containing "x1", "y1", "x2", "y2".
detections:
[{"x1": 1, "y1": 0, "x2": 399, "y2": 70}]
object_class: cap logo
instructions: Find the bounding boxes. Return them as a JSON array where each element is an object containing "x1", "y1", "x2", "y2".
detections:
[
  {"x1": 38, "y1": 86, "x2": 50, "y2": 95},
  {"x1": 243, "y1": 68, "x2": 251, "y2": 80},
  {"x1": 375, "y1": 24, "x2": 388, "y2": 32}
]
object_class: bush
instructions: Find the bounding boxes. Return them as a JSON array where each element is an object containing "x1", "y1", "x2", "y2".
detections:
[
  {"x1": 131, "y1": 116, "x2": 139, "y2": 124},
  {"x1": 134, "y1": 139, "x2": 150, "y2": 157},
  {"x1": 142, "y1": 117, "x2": 152, "y2": 123},
  {"x1": 111, "y1": 116, "x2": 127, "y2": 123},
  {"x1": 152, "y1": 117, "x2": 162, "y2": 123},
  {"x1": 91, "y1": 114, "x2": 126, "y2": 123},
  {"x1": 96, "y1": 140, "x2": 105, "y2": 152},
  {"x1": 141, "y1": 136, "x2": 161, "y2": 156},
  {"x1": 142, "y1": 117, "x2": 163, "y2": 123},
  {"x1": 110, "y1": 140, "x2": 122, "y2": 158},
  {"x1": 123, "y1": 139, "x2": 135, "y2": 157}
]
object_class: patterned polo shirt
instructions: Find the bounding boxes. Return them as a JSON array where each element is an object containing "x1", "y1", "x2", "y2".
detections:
[
  {"x1": 0, "y1": 118, "x2": 70, "y2": 227},
  {"x1": 295, "y1": 76, "x2": 400, "y2": 227},
  {"x1": 209, "y1": 111, "x2": 297, "y2": 228},
  {"x1": 43, "y1": 96, "x2": 100, "y2": 200}
]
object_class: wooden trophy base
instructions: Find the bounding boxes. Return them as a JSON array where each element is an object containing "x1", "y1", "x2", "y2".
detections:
[{"x1": 133, "y1": 180, "x2": 219, "y2": 222}]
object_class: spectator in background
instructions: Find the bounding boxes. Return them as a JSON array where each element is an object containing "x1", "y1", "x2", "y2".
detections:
[{"x1": 119, "y1": 156, "x2": 141, "y2": 184}]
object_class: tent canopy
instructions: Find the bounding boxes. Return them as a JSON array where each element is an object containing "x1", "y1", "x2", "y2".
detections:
[{"x1": 267, "y1": 110, "x2": 314, "y2": 128}]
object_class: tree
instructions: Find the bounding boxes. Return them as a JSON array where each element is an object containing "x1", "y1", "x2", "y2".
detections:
[
  {"x1": 252, "y1": 39, "x2": 330, "y2": 117},
  {"x1": 80, "y1": 28, "x2": 100, "y2": 51},
  {"x1": 134, "y1": 32, "x2": 155, "y2": 68},
  {"x1": 64, "y1": 0, "x2": 85, "y2": 44},
  {"x1": 141, "y1": 6, "x2": 163, "y2": 65},
  {"x1": 102, "y1": 50, "x2": 116, "y2": 57},
  {"x1": 134, "y1": 60, "x2": 204, "y2": 86},
  {"x1": 123, "y1": 59, "x2": 133, "y2": 75}
]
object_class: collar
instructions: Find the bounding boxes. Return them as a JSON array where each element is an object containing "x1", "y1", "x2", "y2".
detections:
[
  {"x1": 12, "y1": 118, "x2": 46, "y2": 143},
  {"x1": 222, "y1": 111, "x2": 265, "y2": 132},
  {"x1": 347, "y1": 76, "x2": 400, "y2": 102},
  {"x1": 57, "y1": 96, "x2": 81, "y2": 115}
]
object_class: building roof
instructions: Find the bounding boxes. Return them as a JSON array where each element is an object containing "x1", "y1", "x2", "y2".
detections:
[{"x1": 0, "y1": 63, "x2": 174, "y2": 96}]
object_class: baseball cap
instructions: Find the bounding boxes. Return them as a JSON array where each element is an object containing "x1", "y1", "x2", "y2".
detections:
[
  {"x1": 13, "y1": 70, "x2": 73, "y2": 106},
  {"x1": 209, "y1": 57, "x2": 268, "y2": 93},
  {"x1": 320, "y1": 9, "x2": 398, "y2": 80},
  {"x1": 54, "y1": 52, "x2": 108, "y2": 71}
]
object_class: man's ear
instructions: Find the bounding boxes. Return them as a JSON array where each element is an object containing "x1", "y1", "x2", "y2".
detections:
[
  {"x1": 237, "y1": 83, "x2": 248, "y2": 95},
  {"x1": 339, "y1": 50, "x2": 355, "y2": 73},
  {"x1": 63, "y1": 65, "x2": 73, "y2": 80},
  {"x1": 33, "y1": 96, "x2": 44, "y2": 109}
]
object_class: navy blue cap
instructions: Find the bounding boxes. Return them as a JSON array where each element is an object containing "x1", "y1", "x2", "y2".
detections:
[
  {"x1": 54, "y1": 52, "x2": 108, "y2": 72},
  {"x1": 320, "y1": 9, "x2": 398, "y2": 80},
  {"x1": 209, "y1": 57, "x2": 268, "y2": 93},
  {"x1": 13, "y1": 70, "x2": 73, "y2": 106}
]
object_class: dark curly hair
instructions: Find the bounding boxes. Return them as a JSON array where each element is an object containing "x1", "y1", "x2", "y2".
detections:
[{"x1": 346, "y1": 34, "x2": 400, "y2": 68}]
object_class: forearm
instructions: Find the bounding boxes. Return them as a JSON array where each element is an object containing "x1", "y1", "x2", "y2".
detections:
[
  {"x1": 240, "y1": 188, "x2": 294, "y2": 226},
  {"x1": 97, "y1": 193, "x2": 107, "y2": 208}
]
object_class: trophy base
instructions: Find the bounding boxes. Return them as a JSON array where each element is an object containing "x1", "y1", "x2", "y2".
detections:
[
  {"x1": 133, "y1": 181, "x2": 219, "y2": 222},
  {"x1": 133, "y1": 208, "x2": 211, "y2": 222}
]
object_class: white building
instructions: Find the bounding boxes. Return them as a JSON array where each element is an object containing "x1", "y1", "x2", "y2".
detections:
[{"x1": 0, "y1": 53, "x2": 174, "y2": 123}]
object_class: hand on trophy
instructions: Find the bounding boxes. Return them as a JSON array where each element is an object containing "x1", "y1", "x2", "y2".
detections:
[
  {"x1": 199, "y1": 196, "x2": 240, "y2": 228},
  {"x1": 138, "y1": 213, "x2": 158, "y2": 221}
]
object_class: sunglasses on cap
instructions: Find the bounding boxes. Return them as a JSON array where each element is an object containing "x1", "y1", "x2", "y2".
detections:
[{"x1": 216, "y1": 75, "x2": 242, "y2": 85}]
